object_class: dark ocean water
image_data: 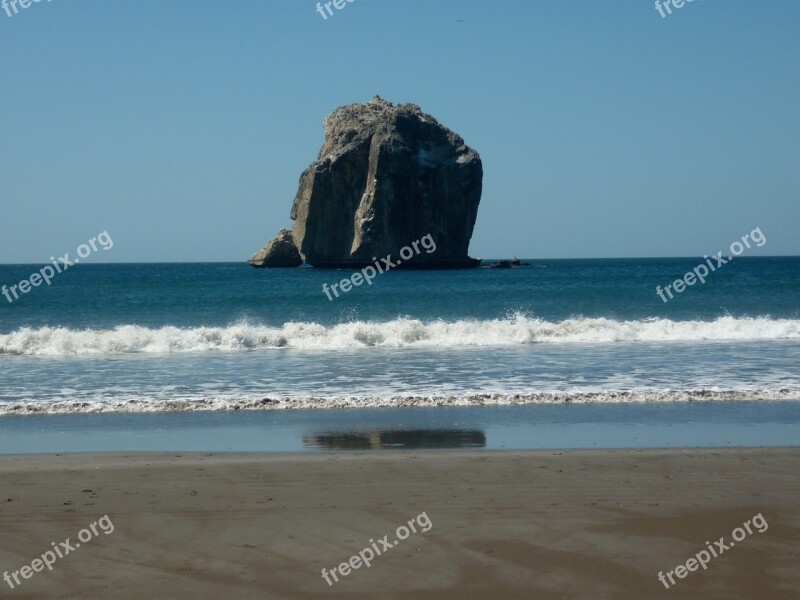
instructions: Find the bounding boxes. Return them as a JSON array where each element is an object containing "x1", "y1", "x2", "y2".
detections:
[{"x1": 0, "y1": 258, "x2": 799, "y2": 414}]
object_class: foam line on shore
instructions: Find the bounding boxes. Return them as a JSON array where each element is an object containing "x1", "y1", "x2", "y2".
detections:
[{"x1": 2, "y1": 388, "x2": 799, "y2": 415}]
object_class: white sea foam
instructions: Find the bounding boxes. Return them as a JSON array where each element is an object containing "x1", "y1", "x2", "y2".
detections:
[
  {"x1": 1, "y1": 315, "x2": 799, "y2": 356},
  {"x1": 1, "y1": 388, "x2": 798, "y2": 415}
]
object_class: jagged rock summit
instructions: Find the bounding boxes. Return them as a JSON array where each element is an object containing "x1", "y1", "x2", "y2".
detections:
[{"x1": 250, "y1": 96, "x2": 483, "y2": 268}]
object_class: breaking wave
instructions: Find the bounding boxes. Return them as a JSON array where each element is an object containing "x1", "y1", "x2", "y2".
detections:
[{"x1": 1, "y1": 315, "x2": 799, "y2": 356}]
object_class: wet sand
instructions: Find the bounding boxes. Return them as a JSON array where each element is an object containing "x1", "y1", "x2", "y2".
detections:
[{"x1": 0, "y1": 449, "x2": 798, "y2": 599}]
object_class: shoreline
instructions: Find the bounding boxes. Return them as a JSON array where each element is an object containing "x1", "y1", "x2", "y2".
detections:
[{"x1": 1, "y1": 449, "x2": 798, "y2": 598}]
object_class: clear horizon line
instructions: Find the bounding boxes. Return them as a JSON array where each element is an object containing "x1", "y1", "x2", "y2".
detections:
[{"x1": 1, "y1": 254, "x2": 799, "y2": 267}]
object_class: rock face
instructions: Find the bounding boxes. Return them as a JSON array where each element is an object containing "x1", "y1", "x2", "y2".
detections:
[
  {"x1": 288, "y1": 97, "x2": 483, "y2": 268},
  {"x1": 248, "y1": 228, "x2": 303, "y2": 267}
]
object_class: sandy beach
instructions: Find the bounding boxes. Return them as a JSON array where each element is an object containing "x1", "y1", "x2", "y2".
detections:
[{"x1": 1, "y1": 448, "x2": 798, "y2": 599}]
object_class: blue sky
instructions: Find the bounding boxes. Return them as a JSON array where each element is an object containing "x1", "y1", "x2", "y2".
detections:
[{"x1": 1, "y1": 0, "x2": 798, "y2": 263}]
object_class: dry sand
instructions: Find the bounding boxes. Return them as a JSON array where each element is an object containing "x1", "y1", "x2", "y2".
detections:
[{"x1": 0, "y1": 449, "x2": 798, "y2": 599}]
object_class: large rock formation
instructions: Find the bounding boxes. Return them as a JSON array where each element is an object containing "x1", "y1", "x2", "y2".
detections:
[
  {"x1": 250, "y1": 97, "x2": 482, "y2": 268},
  {"x1": 248, "y1": 228, "x2": 303, "y2": 267}
]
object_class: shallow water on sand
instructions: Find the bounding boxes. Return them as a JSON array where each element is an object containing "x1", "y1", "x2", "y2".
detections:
[{"x1": 1, "y1": 401, "x2": 798, "y2": 454}]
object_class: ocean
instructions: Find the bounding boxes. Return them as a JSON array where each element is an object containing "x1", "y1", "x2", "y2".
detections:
[
  {"x1": 1, "y1": 257, "x2": 800, "y2": 412},
  {"x1": 1, "y1": 257, "x2": 799, "y2": 451}
]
